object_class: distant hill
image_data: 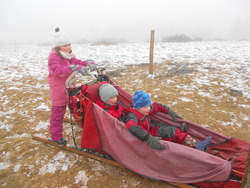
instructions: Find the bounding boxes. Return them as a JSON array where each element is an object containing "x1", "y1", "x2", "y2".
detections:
[{"x1": 162, "y1": 34, "x2": 202, "y2": 42}]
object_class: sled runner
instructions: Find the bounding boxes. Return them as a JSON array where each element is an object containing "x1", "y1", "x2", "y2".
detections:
[
  {"x1": 32, "y1": 136, "x2": 195, "y2": 188},
  {"x1": 34, "y1": 71, "x2": 250, "y2": 188}
]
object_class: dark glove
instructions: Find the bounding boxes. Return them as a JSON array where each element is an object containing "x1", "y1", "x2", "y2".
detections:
[
  {"x1": 168, "y1": 109, "x2": 182, "y2": 122},
  {"x1": 68, "y1": 86, "x2": 82, "y2": 96},
  {"x1": 180, "y1": 122, "x2": 187, "y2": 132},
  {"x1": 146, "y1": 135, "x2": 164, "y2": 150},
  {"x1": 96, "y1": 74, "x2": 110, "y2": 82}
]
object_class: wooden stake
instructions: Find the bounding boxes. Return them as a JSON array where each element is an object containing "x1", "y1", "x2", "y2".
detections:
[{"x1": 149, "y1": 30, "x2": 155, "y2": 75}]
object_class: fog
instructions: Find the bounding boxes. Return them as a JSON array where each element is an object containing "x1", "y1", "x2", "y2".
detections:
[{"x1": 1, "y1": 0, "x2": 250, "y2": 44}]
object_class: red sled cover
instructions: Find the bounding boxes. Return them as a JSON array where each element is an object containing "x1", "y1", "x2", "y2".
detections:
[{"x1": 76, "y1": 83, "x2": 249, "y2": 187}]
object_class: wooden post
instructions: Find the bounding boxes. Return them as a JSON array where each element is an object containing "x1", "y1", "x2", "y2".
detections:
[{"x1": 149, "y1": 30, "x2": 155, "y2": 75}]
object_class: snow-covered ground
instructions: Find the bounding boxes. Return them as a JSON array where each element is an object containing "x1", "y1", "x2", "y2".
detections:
[
  {"x1": 1, "y1": 41, "x2": 249, "y2": 97},
  {"x1": 0, "y1": 41, "x2": 249, "y2": 187}
]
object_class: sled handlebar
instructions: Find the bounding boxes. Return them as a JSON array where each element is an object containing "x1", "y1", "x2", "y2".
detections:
[
  {"x1": 66, "y1": 71, "x2": 78, "y2": 88},
  {"x1": 66, "y1": 66, "x2": 110, "y2": 88}
]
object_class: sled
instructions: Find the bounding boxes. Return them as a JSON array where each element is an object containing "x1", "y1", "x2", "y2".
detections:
[{"x1": 36, "y1": 71, "x2": 250, "y2": 188}]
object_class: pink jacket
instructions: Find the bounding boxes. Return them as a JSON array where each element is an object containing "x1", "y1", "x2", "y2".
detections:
[{"x1": 48, "y1": 50, "x2": 88, "y2": 106}]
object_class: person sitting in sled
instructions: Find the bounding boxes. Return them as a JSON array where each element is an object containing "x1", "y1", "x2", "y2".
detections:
[
  {"x1": 48, "y1": 28, "x2": 97, "y2": 145},
  {"x1": 125, "y1": 90, "x2": 212, "y2": 151},
  {"x1": 95, "y1": 83, "x2": 125, "y2": 121}
]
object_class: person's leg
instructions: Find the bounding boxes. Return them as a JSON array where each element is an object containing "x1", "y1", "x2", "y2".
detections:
[
  {"x1": 50, "y1": 105, "x2": 66, "y2": 142},
  {"x1": 183, "y1": 135, "x2": 212, "y2": 151},
  {"x1": 159, "y1": 126, "x2": 188, "y2": 143},
  {"x1": 183, "y1": 135, "x2": 198, "y2": 147},
  {"x1": 158, "y1": 125, "x2": 212, "y2": 151},
  {"x1": 194, "y1": 137, "x2": 212, "y2": 151},
  {"x1": 151, "y1": 121, "x2": 188, "y2": 143}
]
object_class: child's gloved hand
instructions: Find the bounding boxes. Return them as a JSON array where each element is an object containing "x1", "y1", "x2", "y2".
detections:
[
  {"x1": 87, "y1": 60, "x2": 97, "y2": 71},
  {"x1": 68, "y1": 86, "x2": 82, "y2": 96},
  {"x1": 70, "y1": 65, "x2": 88, "y2": 75},
  {"x1": 168, "y1": 109, "x2": 183, "y2": 122},
  {"x1": 146, "y1": 135, "x2": 164, "y2": 150}
]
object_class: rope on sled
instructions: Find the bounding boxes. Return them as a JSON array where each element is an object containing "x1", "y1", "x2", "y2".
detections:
[{"x1": 68, "y1": 94, "x2": 78, "y2": 148}]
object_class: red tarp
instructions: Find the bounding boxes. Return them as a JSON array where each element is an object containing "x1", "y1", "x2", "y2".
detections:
[{"x1": 77, "y1": 83, "x2": 249, "y2": 187}]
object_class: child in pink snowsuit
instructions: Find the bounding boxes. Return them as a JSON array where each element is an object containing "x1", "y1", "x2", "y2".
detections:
[{"x1": 48, "y1": 28, "x2": 97, "y2": 145}]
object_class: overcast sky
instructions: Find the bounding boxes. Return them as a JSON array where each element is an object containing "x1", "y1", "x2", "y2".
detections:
[{"x1": 0, "y1": 0, "x2": 250, "y2": 44}]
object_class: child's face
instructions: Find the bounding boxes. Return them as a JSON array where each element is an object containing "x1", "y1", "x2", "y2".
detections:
[
  {"x1": 137, "y1": 105, "x2": 151, "y2": 116},
  {"x1": 105, "y1": 96, "x2": 118, "y2": 106},
  {"x1": 59, "y1": 44, "x2": 71, "y2": 53}
]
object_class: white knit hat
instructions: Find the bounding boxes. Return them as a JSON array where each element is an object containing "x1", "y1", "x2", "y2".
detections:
[
  {"x1": 99, "y1": 84, "x2": 118, "y2": 103},
  {"x1": 54, "y1": 28, "x2": 71, "y2": 47}
]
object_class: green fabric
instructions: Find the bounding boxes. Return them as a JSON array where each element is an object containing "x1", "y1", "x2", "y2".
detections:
[
  {"x1": 146, "y1": 135, "x2": 164, "y2": 150},
  {"x1": 168, "y1": 109, "x2": 182, "y2": 122}
]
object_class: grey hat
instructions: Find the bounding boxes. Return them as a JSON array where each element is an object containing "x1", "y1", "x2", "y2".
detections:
[{"x1": 99, "y1": 84, "x2": 118, "y2": 103}]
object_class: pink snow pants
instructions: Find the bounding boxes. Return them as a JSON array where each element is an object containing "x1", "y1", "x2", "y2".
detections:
[{"x1": 50, "y1": 105, "x2": 66, "y2": 141}]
